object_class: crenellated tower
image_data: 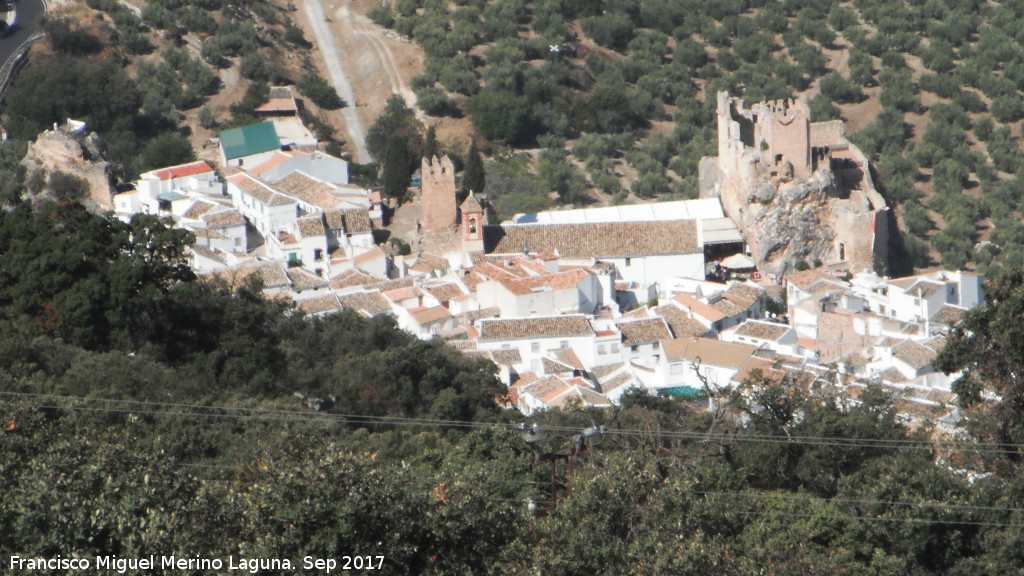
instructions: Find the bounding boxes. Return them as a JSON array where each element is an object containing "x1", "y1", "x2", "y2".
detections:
[{"x1": 421, "y1": 155, "x2": 457, "y2": 231}]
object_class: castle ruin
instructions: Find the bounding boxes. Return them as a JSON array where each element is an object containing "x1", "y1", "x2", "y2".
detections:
[
  {"x1": 701, "y1": 91, "x2": 891, "y2": 276},
  {"x1": 421, "y1": 155, "x2": 456, "y2": 231}
]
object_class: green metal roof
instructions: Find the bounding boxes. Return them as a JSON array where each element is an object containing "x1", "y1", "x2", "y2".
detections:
[
  {"x1": 659, "y1": 386, "x2": 707, "y2": 399},
  {"x1": 220, "y1": 121, "x2": 281, "y2": 160}
]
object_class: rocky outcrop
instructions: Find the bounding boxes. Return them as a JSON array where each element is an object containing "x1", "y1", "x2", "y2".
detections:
[
  {"x1": 20, "y1": 122, "x2": 115, "y2": 211},
  {"x1": 705, "y1": 92, "x2": 890, "y2": 277},
  {"x1": 703, "y1": 162, "x2": 842, "y2": 275}
]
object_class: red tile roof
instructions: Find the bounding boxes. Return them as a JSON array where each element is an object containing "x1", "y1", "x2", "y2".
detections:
[{"x1": 149, "y1": 160, "x2": 214, "y2": 181}]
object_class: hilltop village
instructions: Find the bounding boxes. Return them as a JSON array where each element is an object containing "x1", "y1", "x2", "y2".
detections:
[{"x1": 103, "y1": 91, "x2": 983, "y2": 424}]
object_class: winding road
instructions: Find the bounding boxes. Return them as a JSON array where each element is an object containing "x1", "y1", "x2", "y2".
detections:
[
  {"x1": 302, "y1": 0, "x2": 370, "y2": 163},
  {"x1": 0, "y1": 0, "x2": 46, "y2": 100}
]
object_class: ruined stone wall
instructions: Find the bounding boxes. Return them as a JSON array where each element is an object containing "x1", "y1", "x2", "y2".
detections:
[
  {"x1": 811, "y1": 120, "x2": 846, "y2": 148},
  {"x1": 421, "y1": 155, "x2": 456, "y2": 231},
  {"x1": 754, "y1": 99, "x2": 811, "y2": 179}
]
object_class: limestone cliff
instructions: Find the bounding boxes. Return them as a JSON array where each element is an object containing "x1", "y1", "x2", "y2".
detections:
[{"x1": 20, "y1": 122, "x2": 115, "y2": 211}]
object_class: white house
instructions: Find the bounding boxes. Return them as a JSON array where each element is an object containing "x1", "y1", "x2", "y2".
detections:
[
  {"x1": 655, "y1": 338, "x2": 757, "y2": 392},
  {"x1": 473, "y1": 264, "x2": 603, "y2": 318},
  {"x1": 721, "y1": 319, "x2": 799, "y2": 356},
  {"x1": 476, "y1": 315, "x2": 597, "y2": 372},
  {"x1": 250, "y1": 149, "x2": 350, "y2": 186},
  {"x1": 615, "y1": 316, "x2": 673, "y2": 365},
  {"x1": 116, "y1": 160, "x2": 221, "y2": 221}
]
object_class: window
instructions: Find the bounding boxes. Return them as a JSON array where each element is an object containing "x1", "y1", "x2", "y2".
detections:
[
  {"x1": 469, "y1": 216, "x2": 477, "y2": 234},
  {"x1": 559, "y1": 340, "x2": 568, "y2": 348},
  {"x1": 598, "y1": 344, "x2": 606, "y2": 354},
  {"x1": 531, "y1": 342, "x2": 540, "y2": 353},
  {"x1": 670, "y1": 363, "x2": 684, "y2": 374},
  {"x1": 314, "y1": 248, "x2": 324, "y2": 261},
  {"x1": 624, "y1": 258, "x2": 631, "y2": 267},
  {"x1": 611, "y1": 343, "x2": 620, "y2": 353}
]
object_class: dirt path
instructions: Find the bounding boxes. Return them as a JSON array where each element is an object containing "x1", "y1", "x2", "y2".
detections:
[{"x1": 301, "y1": 0, "x2": 370, "y2": 162}]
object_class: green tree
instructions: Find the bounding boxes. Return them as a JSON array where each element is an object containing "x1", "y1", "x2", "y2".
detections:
[
  {"x1": 296, "y1": 74, "x2": 346, "y2": 110},
  {"x1": 463, "y1": 140, "x2": 485, "y2": 194},
  {"x1": 937, "y1": 265, "x2": 1024, "y2": 468}
]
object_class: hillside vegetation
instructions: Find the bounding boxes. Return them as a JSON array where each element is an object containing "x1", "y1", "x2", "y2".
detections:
[{"x1": 363, "y1": 0, "x2": 1024, "y2": 271}]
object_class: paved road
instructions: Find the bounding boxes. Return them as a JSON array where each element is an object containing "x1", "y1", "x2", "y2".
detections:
[
  {"x1": 302, "y1": 0, "x2": 370, "y2": 163},
  {"x1": 0, "y1": 0, "x2": 46, "y2": 77}
]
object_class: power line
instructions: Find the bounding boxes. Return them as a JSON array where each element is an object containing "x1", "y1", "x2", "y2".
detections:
[{"x1": 0, "y1": 390, "x2": 1018, "y2": 456}]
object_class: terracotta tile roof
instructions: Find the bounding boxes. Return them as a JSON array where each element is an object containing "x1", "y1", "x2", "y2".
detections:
[
  {"x1": 296, "y1": 293, "x2": 342, "y2": 315},
  {"x1": 274, "y1": 171, "x2": 341, "y2": 210},
  {"x1": 287, "y1": 268, "x2": 329, "y2": 291},
  {"x1": 148, "y1": 160, "x2": 214, "y2": 181},
  {"x1": 723, "y1": 282, "x2": 764, "y2": 309},
  {"x1": 297, "y1": 215, "x2": 326, "y2": 238},
  {"x1": 452, "y1": 306, "x2": 502, "y2": 324},
  {"x1": 194, "y1": 227, "x2": 227, "y2": 241},
  {"x1": 880, "y1": 366, "x2": 909, "y2": 383},
  {"x1": 787, "y1": 269, "x2": 847, "y2": 290},
  {"x1": 248, "y1": 150, "x2": 303, "y2": 177},
  {"x1": 523, "y1": 375, "x2": 572, "y2": 404},
  {"x1": 485, "y1": 220, "x2": 699, "y2": 258},
  {"x1": 255, "y1": 97, "x2": 299, "y2": 114},
  {"x1": 478, "y1": 315, "x2": 594, "y2": 341},
  {"x1": 542, "y1": 357, "x2": 576, "y2": 373},
  {"x1": 338, "y1": 291, "x2": 392, "y2": 316},
  {"x1": 733, "y1": 320, "x2": 791, "y2": 341},
  {"x1": 617, "y1": 317, "x2": 672, "y2": 345},
  {"x1": 426, "y1": 283, "x2": 465, "y2": 302},
  {"x1": 892, "y1": 340, "x2": 936, "y2": 371},
  {"x1": 183, "y1": 200, "x2": 217, "y2": 219},
  {"x1": 190, "y1": 244, "x2": 228, "y2": 265},
  {"x1": 489, "y1": 348, "x2": 522, "y2": 365},
  {"x1": 653, "y1": 304, "x2": 712, "y2": 338},
  {"x1": 930, "y1": 305, "x2": 965, "y2": 324},
  {"x1": 330, "y1": 268, "x2": 380, "y2": 290},
  {"x1": 277, "y1": 231, "x2": 299, "y2": 246},
  {"x1": 544, "y1": 385, "x2": 613, "y2": 409},
  {"x1": 367, "y1": 277, "x2": 415, "y2": 291},
  {"x1": 229, "y1": 173, "x2": 293, "y2": 207},
  {"x1": 661, "y1": 337, "x2": 757, "y2": 368},
  {"x1": 211, "y1": 261, "x2": 290, "y2": 290},
  {"x1": 384, "y1": 286, "x2": 423, "y2": 302},
  {"x1": 674, "y1": 293, "x2": 726, "y2": 322},
  {"x1": 329, "y1": 208, "x2": 372, "y2": 234},
  {"x1": 460, "y1": 191, "x2": 485, "y2": 212},
  {"x1": 711, "y1": 297, "x2": 745, "y2": 317},
  {"x1": 731, "y1": 356, "x2": 788, "y2": 385},
  {"x1": 203, "y1": 209, "x2": 245, "y2": 228},
  {"x1": 414, "y1": 252, "x2": 449, "y2": 271},
  {"x1": 354, "y1": 246, "x2": 387, "y2": 266},
  {"x1": 411, "y1": 305, "x2": 452, "y2": 325},
  {"x1": 551, "y1": 348, "x2": 585, "y2": 370}
]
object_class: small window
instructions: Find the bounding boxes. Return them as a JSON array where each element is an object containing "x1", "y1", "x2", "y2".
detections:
[
  {"x1": 559, "y1": 340, "x2": 569, "y2": 348},
  {"x1": 625, "y1": 257, "x2": 632, "y2": 267},
  {"x1": 314, "y1": 248, "x2": 324, "y2": 261},
  {"x1": 611, "y1": 343, "x2": 620, "y2": 353},
  {"x1": 598, "y1": 344, "x2": 606, "y2": 354},
  {"x1": 670, "y1": 363, "x2": 684, "y2": 374},
  {"x1": 469, "y1": 216, "x2": 478, "y2": 234},
  {"x1": 531, "y1": 342, "x2": 540, "y2": 353}
]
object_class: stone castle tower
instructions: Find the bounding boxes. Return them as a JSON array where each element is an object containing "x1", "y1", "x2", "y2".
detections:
[
  {"x1": 421, "y1": 155, "x2": 456, "y2": 231},
  {"x1": 704, "y1": 91, "x2": 892, "y2": 276},
  {"x1": 716, "y1": 91, "x2": 812, "y2": 180},
  {"x1": 460, "y1": 191, "x2": 486, "y2": 252}
]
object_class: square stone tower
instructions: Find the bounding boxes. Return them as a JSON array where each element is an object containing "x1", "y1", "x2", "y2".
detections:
[{"x1": 421, "y1": 155, "x2": 456, "y2": 231}]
